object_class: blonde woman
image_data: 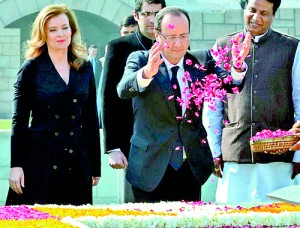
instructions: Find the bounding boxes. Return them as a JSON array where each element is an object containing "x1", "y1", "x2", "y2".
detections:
[{"x1": 6, "y1": 4, "x2": 100, "y2": 205}]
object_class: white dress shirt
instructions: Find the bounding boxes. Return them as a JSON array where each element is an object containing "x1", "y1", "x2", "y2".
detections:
[{"x1": 137, "y1": 56, "x2": 189, "y2": 115}]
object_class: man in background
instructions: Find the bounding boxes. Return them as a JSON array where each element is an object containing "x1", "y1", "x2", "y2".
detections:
[
  {"x1": 120, "y1": 15, "x2": 138, "y2": 36},
  {"x1": 97, "y1": 15, "x2": 138, "y2": 128},
  {"x1": 88, "y1": 44, "x2": 101, "y2": 93},
  {"x1": 101, "y1": 0, "x2": 166, "y2": 169},
  {"x1": 100, "y1": 0, "x2": 166, "y2": 202}
]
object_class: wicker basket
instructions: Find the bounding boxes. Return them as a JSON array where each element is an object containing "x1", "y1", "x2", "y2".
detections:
[{"x1": 250, "y1": 135, "x2": 299, "y2": 153}]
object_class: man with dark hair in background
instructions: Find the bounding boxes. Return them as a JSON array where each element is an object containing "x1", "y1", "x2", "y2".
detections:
[
  {"x1": 120, "y1": 15, "x2": 138, "y2": 36},
  {"x1": 88, "y1": 44, "x2": 101, "y2": 93},
  {"x1": 101, "y1": 0, "x2": 166, "y2": 167},
  {"x1": 97, "y1": 15, "x2": 138, "y2": 128},
  {"x1": 100, "y1": 0, "x2": 166, "y2": 201}
]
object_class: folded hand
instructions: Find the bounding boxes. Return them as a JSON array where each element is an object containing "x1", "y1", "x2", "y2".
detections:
[
  {"x1": 108, "y1": 150, "x2": 128, "y2": 169},
  {"x1": 9, "y1": 167, "x2": 24, "y2": 195},
  {"x1": 213, "y1": 155, "x2": 224, "y2": 178}
]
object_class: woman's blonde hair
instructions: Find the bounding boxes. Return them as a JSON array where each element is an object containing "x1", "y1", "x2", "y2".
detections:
[{"x1": 25, "y1": 4, "x2": 87, "y2": 70}]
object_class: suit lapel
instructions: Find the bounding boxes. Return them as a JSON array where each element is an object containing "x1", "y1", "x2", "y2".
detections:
[{"x1": 155, "y1": 62, "x2": 178, "y2": 118}]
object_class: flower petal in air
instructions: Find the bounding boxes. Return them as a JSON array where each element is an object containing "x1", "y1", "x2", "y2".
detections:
[
  {"x1": 232, "y1": 87, "x2": 239, "y2": 94},
  {"x1": 199, "y1": 64, "x2": 207, "y2": 71},
  {"x1": 164, "y1": 43, "x2": 170, "y2": 49},
  {"x1": 168, "y1": 95, "x2": 174, "y2": 100},
  {"x1": 185, "y1": 59, "x2": 193, "y2": 66},
  {"x1": 168, "y1": 23, "x2": 174, "y2": 29},
  {"x1": 223, "y1": 63, "x2": 231, "y2": 71}
]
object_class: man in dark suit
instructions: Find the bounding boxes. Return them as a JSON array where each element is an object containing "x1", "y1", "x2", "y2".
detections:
[
  {"x1": 88, "y1": 44, "x2": 102, "y2": 94},
  {"x1": 117, "y1": 6, "x2": 250, "y2": 202},
  {"x1": 101, "y1": 0, "x2": 166, "y2": 168}
]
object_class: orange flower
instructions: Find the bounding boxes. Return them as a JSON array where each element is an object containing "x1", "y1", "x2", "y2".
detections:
[
  {"x1": 33, "y1": 206, "x2": 177, "y2": 218},
  {"x1": 0, "y1": 218, "x2": 75, "y2": 227}
]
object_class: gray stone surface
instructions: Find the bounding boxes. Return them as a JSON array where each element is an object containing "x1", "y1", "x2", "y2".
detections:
[
  {"x1": 225, "y1": 10, "x2": 243, "y2": 24},
  {"x1": 296, "y1": 9, "x2": 300, "y2": 37},
  {"x1": 190, "y1": 12, "x2": 203, "y2": 40},
  {"x1": 0, "y1": 78, "x2": 9, "y2": 90},
  {"x1": 0, "y1": 0, "x2": 21, "y2": 26},
  {"x1": 15, "y1": 0, "x2": 38, "y2": 17},
  {"x1": 203, "y1": 12, "x2": 224, "y2": 24},
  {"x1": 278, "y1": 8, "x2": 295, "y2": 20},
  {"x1": 203, "y1": 24, "x2": 237, "y2": 40},
  {"x1": 273, "y1": 19, "x2": 295, "y2": 28}
]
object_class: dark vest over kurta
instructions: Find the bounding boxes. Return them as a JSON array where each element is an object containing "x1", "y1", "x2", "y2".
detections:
[{"x1": 217, "y1": 29, "x2": 299, "y2": 163}]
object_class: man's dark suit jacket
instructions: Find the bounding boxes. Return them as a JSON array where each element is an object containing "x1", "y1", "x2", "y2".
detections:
[
  {"x1": 101, "y1": 30, "x2": 153, "y2": 155},
  {"x1": 117, "y1": 50, "x2": 227, "y2": 192},
  {"x1": 93, "y1": 59, "x2": 102, "y2": 94}
]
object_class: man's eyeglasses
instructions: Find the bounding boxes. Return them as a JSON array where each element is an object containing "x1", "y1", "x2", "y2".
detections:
[
  {"x1": 159, "y1": 33, "x2": 190, "y2": 44},
  {"x1": 139, "y1": 11, "x2": 159, "y2": 18}
]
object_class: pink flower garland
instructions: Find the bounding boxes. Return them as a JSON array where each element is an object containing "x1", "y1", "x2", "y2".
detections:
[{"x1": 0, "y1": 205, "x2": 57, "y2": 220}]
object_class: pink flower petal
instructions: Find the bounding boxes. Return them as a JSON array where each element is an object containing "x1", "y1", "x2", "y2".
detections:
[
  {"x1": 164, "y1": 43, "x2": 170, "y2": 49},
  {"x1": 224, "y1": 63, "x2": 231, "y2": 71},
  {"x1": 185, "y1": 59, "x2": 193, "y2": 66},
  {"x1": 232, "y1": 87, "x2": 239, "y2": 94},
  {"x1": 168, "y1": 23, "x2": 174, "y2": 29},
  {"x1": 168, "y1": 95, "x2": 174, "y2": 100}
]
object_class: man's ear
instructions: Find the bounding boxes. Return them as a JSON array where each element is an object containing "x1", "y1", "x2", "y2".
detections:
[
  {"x1": 133, "y1": 10, "x2": 139, "y2": 21},
  {"x1": 153, "y1": 29, "x2": 159, "y2": 42}
]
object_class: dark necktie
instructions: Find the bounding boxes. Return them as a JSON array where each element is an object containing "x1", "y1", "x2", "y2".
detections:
[
  {"x1": 170, "y1": 66, "x2": 182, "y2": 117},
  {"x1": 169, "y1": 66, "x2": 183, "y2": 170}
]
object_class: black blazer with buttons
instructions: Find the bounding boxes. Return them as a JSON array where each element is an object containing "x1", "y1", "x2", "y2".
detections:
[{"x1": 7, "y1": 50, "x2": 100, "y2": 205}]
